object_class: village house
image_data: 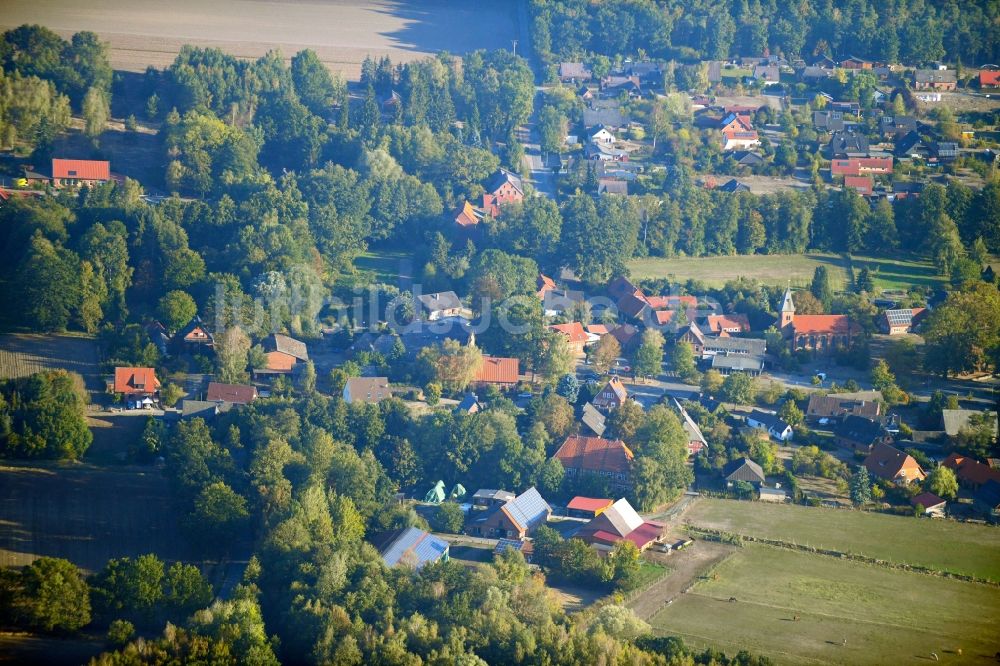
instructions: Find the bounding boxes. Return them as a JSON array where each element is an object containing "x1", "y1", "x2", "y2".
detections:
[
  {"x1": 878, "y1": 115, "x2": 917, "y2": 137},
  {"x1": 941, "y1": 453, "x2": 1000, "y2": 490},
  {"x1": 536, "y1": 273, "x2": 556, "y2": 300},
  {"x1": 566, "y1": 496, "x2": 614, "y2": 520},
  {"x1": 673, "y1": 398, "x2": 708, "y2": 456},
  {"x1": 453, "y1": 200, "x2": 483, "y2": 232},
  {"x1": 863, "y1": 442, "x2": 926, "y2": 484},
  {"x1": 834, "y1": 415, "x2": 893, "y2": 452},
  {"x1": 828, "y1": 131, "x2": 869, "y2": 158},
  {"x1": 880, "y1": 307, "x2": 927, "y2": 335},
  {"x1": 980, "y1": 69, "x2": 1000, "y2": 88},
  {"x1": 587, "y1": 125, "x2": 616, "y2": 145},
  {"x1": 730, "y1": 150, "x2": 764, "y2": 167},
  {"x1": 580, "y1": 402, "x2": 607, "y2": 437},
  {"x1": 181, "y1": 399, "x2": 229, "y2": 420},
  {"x1": 844, "y1": 175, "x2": 874, "y2": 196},
  {"x1": 895, "y1": 131, "x2": 931, "y2": 159},
  {"x1": 558, "y1": 62, "x2": 592, "y2": 82},
  {"x1": 575, "y1": 498, "x2": 664, "y2": 553},
  {"x1": 549, "y1": 322, "x2": 592, "y2": 355},
  {"x1": 465, "y1": 487, "x2": 551, "y2": 540},
  {"x1": 372, "y1": 527, "x2": 449, "y2": 569},
  {"x1": 342, "y1": 376, "x2": 391, "y2": 404},
  {"x1": 454, "y1": 393, "x2": 482, "y2": 415},
  {"x1": 746, "y1": 410, "x2": 794, "y2": 442},
  {"x1": 51, "y1": 158, "x2": 111, "y2": 188},
  {"x1": 806, "y1": 393, "x2": 881, "y2": 424},
  {"x1": 113, "y1": 367, "x2": 161, "y2": 404},
  {"x1": 719, "y1": 113, "x2": 761, "y2": 151},
  {"x1": 472, "y1": 356, "x2": 519, "y2": 389},
  {"x1": 417, "y1": 291, "x2": 471, "y2": 321},
  {"x1": 481, "y1": 168, "x2": 523, "y2": 216},
  {"x1": 205, "y1": 382, "x2": 258, "y2": 405},
  {"x1": 913, "y1": 68, "x2": 957, "y2": 91},
  {"x1": 592, "y1": 376, "x2": 629, "y2": 412},
  {"x1": 779, "y1": 289, "x2": 860, "y2": 352},
  {"x1": 701, "y1": 313, "x2": 750, "y2": 334},
  {"x1": 723, "y1": 457, "x2": 766, "y2": 487},
  {"x1": 717, "y1": 178, "x2": 751, "y2": 193},
  {"x1": 597, "y1": 179, "x2": 629, "y2": 195},
  {"x1": 830, "y1": 157, "x2": 893, "y2": 177},
  {"x1": 174, "y1": 316, "x2": 214, "y2": 352},
  {"x1": 259, "y1": 333, "x2": 309, "y2": 376},
  {"x1": 553, "y1": 434, "x2": 635, "y2": 493}
]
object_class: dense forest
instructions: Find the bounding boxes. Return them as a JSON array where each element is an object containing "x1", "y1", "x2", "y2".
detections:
[{"x1": 529, "y1": 0, "x2": 1000, "y2": 67}]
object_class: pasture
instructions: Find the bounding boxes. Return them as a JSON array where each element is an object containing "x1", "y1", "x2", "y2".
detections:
[
  {"x1": 0, "y1": 0, "x2": 518, "y2": 79},
  {"x1": 0, "y1": 462, "x2": 190, "y2": 574},
  {"x1": 650, "y1": 544, "x2": 1000, "y2": 665},
  {"x1": 684, "y1": 498, "x2": 1000, "y2": 582},
  {"x1": 0, "y1": 333, "x2": 103, "y2": 395}
]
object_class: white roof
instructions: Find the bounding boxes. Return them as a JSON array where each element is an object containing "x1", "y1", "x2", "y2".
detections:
[{"x1": 605, "y1": 498, "x2": 644, "y2": 534}]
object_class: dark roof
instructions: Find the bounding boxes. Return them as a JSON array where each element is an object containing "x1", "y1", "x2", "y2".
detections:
[
  {"x1": 206, "y1": 382, "x2": 257, "y2": 404},
  {"x1": 731, "y1": 150, "x2": 764, "y2": 166},
  {"x1": 723, "y1": 457, "x2": 765, "y2": 483},
  {"x1": 975, "y1": 479, "x2": 1000, "y2": 508},
  {"x1": 834, "y1": 415, "x2": 887, "y2": 446},
  {"x1": 485, "y1": 168, "x2": 523, "y2": 196},
  {"x1": 813, "y1": 110, "x2": 845, "y2": 131},
  {"x1": 914, "y1": 69, "x2": 956, "y2": 84},
  {"x1": 910, "y1": 492, "x2": 946, "y2": 509},
  {"x1": 712, "y1": 354, "x2": 764, "y2": 372},
  {"x1": 748, "y1": 410, "x2": 791, "y2": 433},
  {"x1": 829, "y1": 131, "x2": 869, "y2": 157},
  {"x1": 895, "y1": 131, "x2": 928, "y2": 157},
  {"x1": 878, "y1": 115, "x2": 917, "y2": 136},
  {"x1": 417, "y1": 291, "x2": 463, "y2": 312},
  {"x1": 455, "y1": 393, "x2": 481, "y2": 414},
  {"x1": 583, "y1": 107, "x2": 626, "y2": 129},
  {"x1": 718, "y1": 178, "x2": 750, "y2": 193},
  {"x1": 703, "y1": 336, "x2": 766, "y2": 356}
]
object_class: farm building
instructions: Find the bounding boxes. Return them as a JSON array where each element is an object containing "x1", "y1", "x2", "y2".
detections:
[
  {"x1": 258, "y1": 333, "x2": 308, "y2": 376},
  {"x1": 723, "y1": 457, "x2": 766, "y2": 486},
  {"x1": 880, "y1": 308, "x2": 927, "y2": 335},
  {"x1": 910, "y1": 492, "x2": 947, "y2": 518},
  {"x1": 758, "y1": 487, "x2": 788, "y2": 503},
  {"x1": 941, "y1": 453, "x2": 1000, "y2": 490},
  {"x1": 941, "y1": 410, "x2": 999, "y2": 440},
  {"x1": 465, "y1": 487, "x2": 551, "y2": 540},
  {"x1": 471, "y1": 489, "x2": 515, "y2": 510},
  {"x1": 51, "y1": 158, "x2": 111, "y2": 188},
  {"x1": 372, "y1": 527, "x2": 449, "y2": 569},
  {"x1": 553, "y1": 435, "x2": 634, "y2": 493},
  {"x1": 575, "y1": 498, "x2": 664, "y2": 552},
  {"x1": 566, "y1": 496, "x2": 614, "y2": 519},
  {"x1": 806, "y1": 393, "x2": 881, "y2": 424}
]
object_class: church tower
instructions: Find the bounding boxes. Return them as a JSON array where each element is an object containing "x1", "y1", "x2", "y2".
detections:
[{"x1": 780, "y1": 288, "x2": 795, "y2": 330}]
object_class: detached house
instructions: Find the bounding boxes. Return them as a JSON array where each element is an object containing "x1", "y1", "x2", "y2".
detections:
[
  {"x1": 549, "y1": 322, "x2": 592, "y2": 355},
  {"x1": 343, "y1": 376, "x2": 391, "y2": 404},
  {"x1": 553, "y1": 435, "x2": 635, "y2": 493},
  {"x1": 465, "y1": 487, "x2": 551, "y2": 540},
  {"x1": 880, "y1": 307, "x2": 927, "y2": 335},
  {"x1": 719, "y1": 114, "x2": 761, "y2": 151},
  {"x1": 834, "y1": 415, "x2": 892, "y2": 452},
  {"x1": 260, "y1": 333, "x2": 308, "y2": 375},
  {"x1": 864, "y1": 442, "x2": 926, "y2": 484},
  {"x1": 113, "y1": 367, "x2": 161, "y2": 402},
  {"x1": 206, "y1": 382, "x2": 258, "y2": 405},
  {"x1": 702, "y1": 313, "x2": 750, "y2": 334},
  {"x1": 592, "y1": 376, "x2": 628, "y2": 412},
  {"x1": 828, "y1": 131, "x2": 869, "y2": 158},
  {"x1": 174, "y1": 316, "x2": 213, "y2": 352},
  {"x1": 51, "y1": 159, "x2": 111, "y2": 188},
  {"x1": 473, "y1": 356, "x2": 519, "y2": 389},
  {"x1": 913, "y1": 68, "x2": 956, "y2": 91},
  {"x1": 806, "y1": 393, "x2": 881, "y2": 424},
  {"x1": 482, "y1": 168, "x2": 523, "y2": 217},
  {"x1": 417, "y1": 291, "x2": 470, "y2": 321},
  {"x1": 723, "y1": 457, "x2": 766, "y2": 486},
  {"x1": 746, "y1": 410, "x2": 794, "y2": 442}
]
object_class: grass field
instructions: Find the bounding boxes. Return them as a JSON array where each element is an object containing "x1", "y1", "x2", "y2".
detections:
[
  {"x1": 0, "y1": 463, "x2": 190, "y2": 574},
  {"x1": 0, "y1": 334, "x2": 103, "y2": 395},
  {"x1": 352, "y1": 249, "x2": 411, "y2": 286},
  {"x1": 629, "y1": 253, "x2": 850, "y2": 290},
  {"x1": 628, "y1": 252, "x2": 945, "y2": 293},
  {"x1": 0, "y1": 0, "x2": 518, "y2": 79},
  {"x1": 650, "y1": 544, "x2": 1000, "y2": 665},
  {"x1": 685, "y1": 498, "x2": 1000, "y2": 582}
]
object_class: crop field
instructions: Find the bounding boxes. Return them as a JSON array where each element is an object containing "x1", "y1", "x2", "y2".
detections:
[
  {"x1": 629, "y1": 253, "x2": 850, "y2": 290},
  {"x1": 0, "y1": 0, "x2": 519, "y2": 79},
  {"x1": 0, "y1": 463, "x2": 190, "y2": 574},
  {"x1": 685, "y1": 498, "x2": 1000, "y2": 582},
  {"x1": 0, "y1": 334, "x2": 103, "y2": 395},
  {"x1": 650, "y1": 544, "x2": 1000, "y2": 665}
]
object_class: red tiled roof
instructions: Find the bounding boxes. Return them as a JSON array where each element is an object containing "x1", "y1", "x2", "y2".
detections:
[
  {"x1": 844, "y1": 175, "x2": 873, "y2": 195},
  {"x1": 455, "y1": 201, "x2": 480, "y2": 227},
  {"x1": 553, "y1": 435, "x2": 634, "y2": 475},
  {"x1": 792, "y1": 314, "x2": 859, "y2": 335},
  {"x1": 981, "y1": 70, "x2": 1000, "y2": 87},
  {"x1": 610, "y1": 324, "x2": 639, "y2": 347},
  {"x1": 942, "y1": 454, "x2": 1000, "y2": 486},
  {"x1": 864, "y1": 442, "x2": 925, "y2": 482},
  {"x1": 114, "y1": 367, "x2": 160, "y2": 395},
  {"x1": 654, "y1": 310, "x2": 675, "y2": 325},
  {"x1": 206, "y1": 382, "x2": 258, "y2": 404},
  {"x1": 475, "y1": 356, "x2": 519, "y2": 384},
  {"x1": 646, "y1": 295, "x2": 697, "y2": 309},
  {"x1": 567, "y1": 496, "x2": 614, "y2": 512},
  {"x1": 831, "y1": 157, "x2": 893, "y2": 176},
  {"x1": 550, "y1": 322, "x2": 589, "y2": 344},
  {"x1": 537, "y1": 273, "x2": 556, "y2": 297},
  {"x1": 52, "y1": 159, "x2": 110, "y2": 181},
  {"x1": 704, "y1": 313, "x2": 750, "y2": 333},
  {"x1": 586, "y1": 324, "x2": 611, "y2": 336}
]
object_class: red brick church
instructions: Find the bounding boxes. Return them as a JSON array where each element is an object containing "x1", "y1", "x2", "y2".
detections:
[{"x1": 780, "y1": 289, "x2": 860, "y2": 352}]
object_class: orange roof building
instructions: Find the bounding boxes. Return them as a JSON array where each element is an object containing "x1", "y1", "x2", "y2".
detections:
[
  {"x1": 549, "y1": 321, "x2": 590, "y2": 354},
  {"x1": 51, "y1": 159, "x2": 111, "y2": 188},
  {"x1": 703, "y1": 313, "x2": 750, "y2": 334},
  {"x1": 593, "y1": 376, "x2": 628, "y2": 412},
  {"x1": 113, "y1": 367, "x2": 160, "y2": 397},
  {"x1": 454, "y1": 200, "x2": 482, "y2": 228},
  {"x1": 536, "y1": 273, "x2": 556, "y2": 300},
  {"x1": 780, "y1": 289, "x2": 861, "y2": 353},
  {"x1": 474, "y1": 356, "x2": 520, "y2": 387},
  {"x1": 553, "y1": 435, "x2": 635, "y2": 491},
  {"x1": 864, "y1": 442, "x2": 925, "y2": 485},
  {"x1": 942, "y1": 453, "x2": 1000, "y2": 489}
]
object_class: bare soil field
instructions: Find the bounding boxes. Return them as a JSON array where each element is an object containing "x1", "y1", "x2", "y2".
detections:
[
  {"x1": 0, "y1": 462, "x2": 189, "y2": 574},
  {"x1": 921, "y1": 91, "x2": 1000, "y2": 115},
  {"x1": 0, "y1": 0, "x2": 518, "y2": 79},
  {"x1": 627, "y1": 540, "x2": 736, "y2": 621},
  {"x1": 0, "y1": 333, "x2": 103, "y2": 395},
  {"x1": 702, "y1": 174, "x2": 812, "y2": 194}
]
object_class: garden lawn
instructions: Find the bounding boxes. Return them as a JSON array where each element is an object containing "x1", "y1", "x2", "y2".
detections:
[
  {"x1": 685, "y1": 498, "x2": 1000, "y2": 581},
  {"x1": 650, "y1": 544, "x2": 1000, "y2": 665},
  {"x1": 627, "y1": 253, "x2": 849, "y2": 290}
]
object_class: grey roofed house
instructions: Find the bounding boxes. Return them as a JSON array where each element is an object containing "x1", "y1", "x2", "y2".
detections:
[
  {"x1": 266, "y1": 333, "x2": 309, "y2": 361},
  {"x1": 598, "y1": 179, "x2": 628, "y2": 195},
  {"x1": 543, "y1": 288, "x2": 585, "y2": 314},
  {"x1": 181, "y1": 399, "x2": 232, "y2": 420},
  {"x1": 417, "y1": 290, "x2": 464, "y2": 314},
  {"x1": 702, "y1": 336, "x2": 766, "y2": 357},
  {"x1": 941, "y1": 409, "x2": 999, "y2": 438},
  {"x1": 878, "y1": 115, "x2": 917, "y2": 136},
  {"x1": 485, "y1": 168, "x2": 523, "y2": 196},
  {"x1": 731, "y1": 150, "x2": 764, "y2": 166},
  {"x1": 914, "y1": 68, "x2": 956, "y2": 85},
  {"x1": 581, "y1": 402, "x2": 607, "y2": 437},
  {"x1": 829, "y1": 130, "x2": 869, "y2": 158},
  {"x1": 723, "y1": 457, "x2": 766, "y2": 485},
  {"x1": 813, "y1": 110, "x2": 845, "y2": 132},
  {"x1": 753, "y1": 64, "x2": 780, "y2": 83},
  {"x1": 472, "y1": 488, "x2": 516, "y2": 507},
  {"x1": 746, "y1": 410, "x2": 793, "y2": 438},
  {"x1": 834, "y1": 415, "x2": 889, "y2": 449},
  {"x1": 895, "y1": 131, "x2": 929, "y2": 158},
  {"x1": 559, "y1": 62, "x2": 592, "y2": 81},
  {"x1": 711, "y1": 353, "x2": 764, "y2": 374},
  {"x1": 935, "y1": 142, "x2": 959, "y2": 160},
  {"x1": 800, "y1": 66, "x2": 835, "y2": 80},
  {"x1": 806, "y1": 393, "x2": 881, "y2": 421},
  {"x1": 582, "y1": 107, "x2": 626, "y2": 129},
  {"x1": 455, "y1": 393, "x2": 482, "y2": 414},
  {"x1": 717, "y1": 178, "x2": 751, "y2": 193}
]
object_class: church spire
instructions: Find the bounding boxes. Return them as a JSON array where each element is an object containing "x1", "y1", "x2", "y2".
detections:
[{"x1": 780, "y1": 287, "x2": 795, "y2": 329}]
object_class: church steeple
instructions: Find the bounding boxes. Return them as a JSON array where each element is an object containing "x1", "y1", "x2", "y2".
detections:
[{"x1": 780, "y1": 288, "x2": 795, "y2": 329}]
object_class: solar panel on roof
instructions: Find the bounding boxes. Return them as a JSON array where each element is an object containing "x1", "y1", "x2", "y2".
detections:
[{"x1": 505, "y1": 487, "x2": 550, "y2": 531}]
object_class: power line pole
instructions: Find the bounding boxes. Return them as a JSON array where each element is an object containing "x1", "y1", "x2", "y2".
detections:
[{"x1": 512, "y1": 39, "x2": 518, "y2": 58}]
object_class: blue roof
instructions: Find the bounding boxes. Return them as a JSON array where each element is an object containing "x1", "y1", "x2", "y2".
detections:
[
  {"x1": 379, "y1": 527, "x2": 450, "y2": 569},
  {"x1": 504, "y1": 487, "x2": 551, "y2": 532}
]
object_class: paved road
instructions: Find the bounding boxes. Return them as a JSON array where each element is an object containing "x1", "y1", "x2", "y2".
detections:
[{"x1": 517, "y1": 88, "x2": 557, "y2": 200}]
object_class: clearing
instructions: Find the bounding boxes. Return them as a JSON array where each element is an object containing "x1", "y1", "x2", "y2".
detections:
[
  {"x1": 701, "y1": 174, "x2": 812, "y2": 195},
  {"x1": 0, "y1": 333, "x2": 103, "y2": 395},
  {"x1": 684, "y1": 498, "x2": 1000, "y2": 582},
  {"x1": 627, "y1": 540, "x2": 735, "y2": 621},
  {"x1": 650, "y1": 543, "x2": 1000, "y2": 665},
  {"x1": 0, "y1": 0, "x2": 518, "y2": 79},
  {"x1": 0, "y1": 462, "x2": 190, "y2": 574}
]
